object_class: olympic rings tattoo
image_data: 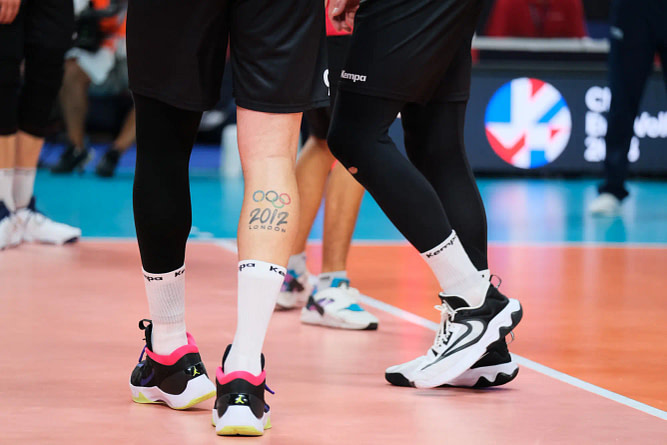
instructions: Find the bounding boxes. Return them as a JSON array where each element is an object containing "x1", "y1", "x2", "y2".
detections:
[{"x1": 252, "y1": 190, "x2": 292, "y2": 209}]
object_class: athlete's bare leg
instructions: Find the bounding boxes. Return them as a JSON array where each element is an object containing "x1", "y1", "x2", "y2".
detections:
[
  {"x1": 0, "y1": 135, "x2": 17, "y2": 210},
  {"x1": 0, "y1": 135, "x2": 16, "y2": 169},
  {"x1": 111, "y1": 107, "x2": 136, "y2": 153},
  {"x1": 15, "y1": 131, "x2": 42, "y2": 168},
  {"x1": 321, "y1": 161, "x2": 363, "y2": 273},
  {"x1": 59, "y1": 59, "x2": 91, "y2": 150},
  {"x1": 292, "y1": 135, "x2": 334, "y2": 255},
  {"x1": 236, "y1": 108, "x2": 302, "y2": 263},
  {"x1": 226, "y1": 107, "x2": 302, "y2": 374}
]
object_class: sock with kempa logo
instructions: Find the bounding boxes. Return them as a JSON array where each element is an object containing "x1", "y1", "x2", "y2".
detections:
[
  {"x1": 225, "y1": 260, "x2": 286, "y2": 375},
  {"x1": 143, "y1": 265, "x2": 188, "y2": 355},
  {"x1": 421, "y1": 230, "x2": 489, "y2": 307}
]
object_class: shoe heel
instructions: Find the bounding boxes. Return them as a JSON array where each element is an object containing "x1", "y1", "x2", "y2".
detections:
[
  {"x1": 214, "y1": 406, "x2": 267, "y2": 436},
  {"x1": 498, "y1": 300, "x2": 523, "y2": 339}
]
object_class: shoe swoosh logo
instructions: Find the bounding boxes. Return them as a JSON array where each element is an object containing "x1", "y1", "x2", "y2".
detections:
[
  {"x1": 139, "y1": 369, "x2": 155, "y2": 386},
  {"x1": 422, "y1": 320, "x2": 487, "y2": 370}
]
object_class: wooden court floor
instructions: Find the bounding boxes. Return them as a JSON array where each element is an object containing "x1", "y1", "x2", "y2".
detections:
[{"x1": 1, "y1": 241, "x2": 665, "y2": 444}]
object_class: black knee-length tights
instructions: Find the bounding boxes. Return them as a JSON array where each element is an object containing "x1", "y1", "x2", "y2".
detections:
[
  {"x1": 132, "y1": 93, "x2": 202, "y2": 273},
  {"x1": 328, "y1": 91, "x2": 487, "y2": 270}
]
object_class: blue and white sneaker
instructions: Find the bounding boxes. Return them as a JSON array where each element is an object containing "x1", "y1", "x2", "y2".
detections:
[
  {"x1": 300, "y1": 278, "x2": 379, "y2": 330},
  {"x1": 16, "y1": 197, "x2": 81, "y2": 245},
  {"x1": 276, "y1": 269, "x2": 313, "y2": 310}
]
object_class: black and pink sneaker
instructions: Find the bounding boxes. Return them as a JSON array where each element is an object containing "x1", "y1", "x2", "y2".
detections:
[
  {"x1": 129, "y1": 319, "x2": 215, "y2": 409},
  {"x1": 213, "y1": 345, "x2": 273, "y2": 436}
]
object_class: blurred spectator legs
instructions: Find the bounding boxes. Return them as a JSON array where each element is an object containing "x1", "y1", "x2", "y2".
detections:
[{"x1": 590, "y1": 0, "x2": 666, "y2": 215}]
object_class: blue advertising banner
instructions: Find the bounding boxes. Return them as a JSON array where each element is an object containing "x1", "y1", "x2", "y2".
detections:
[{"x1": 389, "y1": 65, "x2": 666, "y2": 175}]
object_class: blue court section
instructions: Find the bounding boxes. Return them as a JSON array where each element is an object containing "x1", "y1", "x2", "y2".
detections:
[{"x1": 33, "y1": 144, "x2": 667, "y2": 245}]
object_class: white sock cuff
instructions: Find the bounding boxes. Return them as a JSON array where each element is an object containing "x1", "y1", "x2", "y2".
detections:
[
  {"x1": 318, "y1": 270, "x2": 348, "y2": 290},
  {"x1": 142, "y1": 265, "x2": 186, "y2": 283},
  {"x1": 319, "y1": 270, "x2": 347, "y2": 279},
  {"x1": 420, "y1": 230, "x2": 460, "y2": 259},
  {"x1": 0, "y1": 168, "x2": 15, "y2": 211},
  {"x1": 238, "y1": 260, "x2": 286, "y2": 280},
  {"x1": 13, "y1": 167, "x2": 36, "y2": 175}
]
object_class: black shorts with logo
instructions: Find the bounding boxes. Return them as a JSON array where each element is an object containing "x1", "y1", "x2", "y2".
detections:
[
  {"x1": 126, "y1": 0, "x2": 329, "y2": 113},
  {"x1": 304, "y1": 35, "x2": 352, "y2": 140},
  {"x1": 338, "y1": 0, "x2": 483, "y2": 104}
]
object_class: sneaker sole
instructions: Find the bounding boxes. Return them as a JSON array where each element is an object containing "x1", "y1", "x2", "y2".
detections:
[
  {"x1": 130, "y1": 374, "x2": 216, "y2": 410},
  {"x1": 0, "y1": 240, "x2": 21, "y2": 250},
  {"x1": 213, "y1": 406, "x2": 271, "y2": 436},
  {"x1": 441, "y1": 361, "x2": 519, "y2": 388},
  {"x1": 386, "y1": 361, "x2": 519, "y2": 388},
  {"x1": 300, "y1": 308, "x2": 378, "y2": 330},
  {"x1": 23, "y1": 234, "x2": 81, "y2": 245},
  {"x1": 413, "y1": 298, "x2": 523, "y2": 388}
]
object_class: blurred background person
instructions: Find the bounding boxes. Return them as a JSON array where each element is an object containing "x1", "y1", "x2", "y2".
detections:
[
  {"x1": 485, "y1": 0, "x2": 587, "y2": 37},
  {"x1": 51, "y1": 0, "x2": 132, "y2": 177},
  {"x1": 589, "y1": 0, "x2": 666, "y2": 215},
  {"x1": 0, "y1": 0, "x2": 81, "y2": 249}
]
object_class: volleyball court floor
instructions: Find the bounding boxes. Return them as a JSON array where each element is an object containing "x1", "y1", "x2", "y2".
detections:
[{"x1": 1, "y1": 171, "x2": 665, "y2": 444}]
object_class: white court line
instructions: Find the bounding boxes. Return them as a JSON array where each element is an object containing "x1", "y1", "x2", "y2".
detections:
[{"x1": 211, "y1": 240, "x2": 666, "y2": 420}]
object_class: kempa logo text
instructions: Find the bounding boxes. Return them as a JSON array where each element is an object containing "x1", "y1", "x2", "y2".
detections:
[{"x1": 341, "y1": 70, "x2": 367, "y2": 83}]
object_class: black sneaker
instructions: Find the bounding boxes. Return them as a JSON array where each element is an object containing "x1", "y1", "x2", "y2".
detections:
[
  {"x1": 386, "y1": 337, "x2": 519, "y2": 388},
  {"x1": 50, "y1": 143, "x2": 92, "y2": 173},
  {"x1": 95, "y1": 148, "x2": 121, "y2": 177},
  {"x1": 129, "y1": 319, "x2": 216, "y2": 409},
  {"x1": 213, "y1": 345, "x2": 273, "y2": 436},
  {"x1": 385, "y1": 285, "x2": 522, "y2": 389}
]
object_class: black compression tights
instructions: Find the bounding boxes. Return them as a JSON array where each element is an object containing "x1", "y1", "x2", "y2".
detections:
[
  {"x1": 132, "y1": 93, "x2": 202, "y2": 273},
  {"x1": 328, "y1": 91, "x2": 487, "y2": 270}
]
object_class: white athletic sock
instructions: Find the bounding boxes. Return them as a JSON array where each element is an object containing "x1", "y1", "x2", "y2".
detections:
[
  {"x1": 12, "y1": 168, "x2": 36, "y2": 209},
  {"x1": 143, "y1": 266, "x2": 187, "y2": 356},
  {"x1": 318, "y1": 270, "x2": 347, "y2": 290},
  {"x1": 0, "y1": 168, "x2": 15, "y2": 211},
  {"x1": 287, "y1": 251, "x2": 307, "y2": 276},
  {"x1": 421, "y1": 231, "x2": 490, "y2": 307},
  {"x1": 225, "y1": 260, "x2": 285, "y2": 375}
]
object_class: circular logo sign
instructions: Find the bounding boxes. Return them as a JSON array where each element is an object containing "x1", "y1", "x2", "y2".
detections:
[{"x1": 485, "y1": 78, "x2": 572, "y2": 169}]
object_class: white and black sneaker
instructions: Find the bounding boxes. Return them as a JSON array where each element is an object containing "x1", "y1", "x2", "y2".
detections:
[
  {"x1": 276, "y1": 269, "x2": 313, "y2": 310},
  {"x1": 213, "y1": 345, "x2": 273, "y2": 436},
  {"x1": 16, "y1": 197, "x2": 81, "y2": 245},
  {"x1": 385, "y1": 337, "x2": 519, "y2": 388},
  {"x1": 129, "y1": 319, "x2": 216, "y2": 409},
  {"x1": 0, "y1": 201, "x2": 21, "y2": 250},
  {"x1": 386, "y1": 285, "x2": 522, "y2": 389}
]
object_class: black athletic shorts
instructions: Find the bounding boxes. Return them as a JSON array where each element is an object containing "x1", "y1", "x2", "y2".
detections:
[
  {"x1": 0, "y1": 0, "x2": 74, "y2": 56},
  {"x1": 338, "y1": 0, "x2": 483, "y2": 104},
  {"x1": 126, "y1": 0, "x2": 330, "y2": 113},
  {"x1": 304, "y1": 35, "x2": 352, "y2": 140}
]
